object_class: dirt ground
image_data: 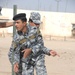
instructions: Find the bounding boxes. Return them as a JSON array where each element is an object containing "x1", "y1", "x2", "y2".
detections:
[{"x1": 0, "y1": 36, "x2": 75, "y2": 75}]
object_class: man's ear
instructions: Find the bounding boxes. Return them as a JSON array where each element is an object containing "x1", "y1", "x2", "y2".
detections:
[{"x1": 24, "y1": 22, "x2": 27, "y2": 26}]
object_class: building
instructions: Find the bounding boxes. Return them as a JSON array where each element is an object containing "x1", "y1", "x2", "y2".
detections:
[{"x1": 0, "y1": 8, "x2": 75, "y2": 37}]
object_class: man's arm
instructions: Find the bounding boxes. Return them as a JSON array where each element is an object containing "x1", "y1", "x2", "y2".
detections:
[
  {"x1": 42, "y1": 46, "x2": 60, "y2": 57},
  {"x1": 42, "y1": 46, "x2": 51, "y2": 56},
  {"x1": 30, "y1": 27, "x2": 57, "y2": 56},
  {"x1": 8, "y1": 41, "x2": 20, "y2": 73},
  {"x1": 8, "y1": 34, "x2": 20, "y2": 65},
  {"x1": 30, "y1": 28, "x2": 57, "y2": 56},
  {"x1": 0, "y1": 22, "x2": 13, "y2": 28},
  {"x1": 8, "y1": 41, "x2": 20, "y2": 65}
]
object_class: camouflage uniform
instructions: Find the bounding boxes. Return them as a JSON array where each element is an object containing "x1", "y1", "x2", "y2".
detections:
[
  {"x1": 29, "y1": 12, "x2": 51, "y2": 56},
  {"x1": 22, "y1": 12, "x2": 51, "y2": 75},
  {"x1": 8, "y1": 12, "x2": 50, "y2": 75},
  {"x1": 8, "y1": 24, "x2": 48, "y2": 75}
]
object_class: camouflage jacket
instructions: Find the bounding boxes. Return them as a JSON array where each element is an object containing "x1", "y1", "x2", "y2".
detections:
[
  {"x1": 8, "y1": 24, "x2": 51, "y2": 65},
  {"x1": 27, "y1": 24, "x2": 51, "y2": 55},
  {"x1": 8, "y1": 24, "x2": 44, "y2": 65}
]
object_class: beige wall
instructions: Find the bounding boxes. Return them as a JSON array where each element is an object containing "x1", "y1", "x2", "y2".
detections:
[
  {"x1": 41, "y1": 12, "x2": 74, "y2": 36},
  {"x1": 1, "y1": 8, "x2": 75, "y2": 37}
]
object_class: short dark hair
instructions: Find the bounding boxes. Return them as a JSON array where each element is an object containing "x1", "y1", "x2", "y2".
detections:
[
  {"x1": 20, "y1": 17, "x2": 27, "y2": 22},
  {"x1": 29, "y1": 18, "x2": 33, "y2": 22}
]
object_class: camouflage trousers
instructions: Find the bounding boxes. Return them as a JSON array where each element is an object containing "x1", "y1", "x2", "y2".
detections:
[{"x1": 21, "y1": 54, "x2": 47, "y2": 75}]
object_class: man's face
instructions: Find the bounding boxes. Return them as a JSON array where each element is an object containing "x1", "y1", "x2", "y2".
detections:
[
  {"x1": 29, "y1": 22, "x2": 35, "y2": 26},
  {"x1": 35, "y1": 23, "x2": 40, "y2": 28},
  {"x1": 29, "y1": 21, "x2": 40, "y2": 27},
  {"x1": 14, "y1": 19, "x2": 26, "y2": 31}
]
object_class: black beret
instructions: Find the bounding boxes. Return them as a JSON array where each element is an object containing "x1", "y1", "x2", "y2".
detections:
[{"x1": 13, "y1": 13, "x2": 26, "y2": 20}]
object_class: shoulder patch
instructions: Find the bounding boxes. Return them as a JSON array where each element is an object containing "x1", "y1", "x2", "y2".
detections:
[
  {"x1": 19, "y1": 38, "x2": 27, "y2": 44},
  {"x1": 29, "y1": 35, "x2": 35, "y2": 39}
]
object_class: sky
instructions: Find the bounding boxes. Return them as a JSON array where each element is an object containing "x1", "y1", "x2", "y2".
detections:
[{"x1": 0, "y1": 0, "x2": 75, "y2": 13}]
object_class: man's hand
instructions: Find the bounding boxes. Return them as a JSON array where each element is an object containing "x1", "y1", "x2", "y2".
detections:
[
  {"x1": 14, "y1": 62, "x2": 19, "y2": 73},
  {"x1": 22, "y1": 48, "x2": 32, "y2": 58},
  {"x1": 50, "y1": 50, "x2": 60, "y2": 57}
]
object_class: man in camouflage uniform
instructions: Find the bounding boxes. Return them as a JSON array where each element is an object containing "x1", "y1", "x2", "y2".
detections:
[
  {"x1": 8, "y1": 13, "x2": 46, "y2": 75},
  {"x1": 23, "y1": 12, "x2": 58, "y2": 75},
  {"x1": 28, "y1": 12, "x2": 58, "y2": 56},
  {"x1": 8, "y1": 13, "x2": 58, "y2": 75}
]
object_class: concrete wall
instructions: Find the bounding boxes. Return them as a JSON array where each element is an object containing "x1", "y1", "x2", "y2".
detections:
[{"x1": 0, "y1": 8, "x2": 75, "y2": 37}]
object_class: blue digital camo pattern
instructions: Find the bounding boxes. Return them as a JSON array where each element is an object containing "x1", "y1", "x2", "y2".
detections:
[
  {"x1": 30, "y1": 12, "x2": 41, "y2": 24},
  {"x1": 8, "y1": 24, "x2": 48, "y2": 75}
]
